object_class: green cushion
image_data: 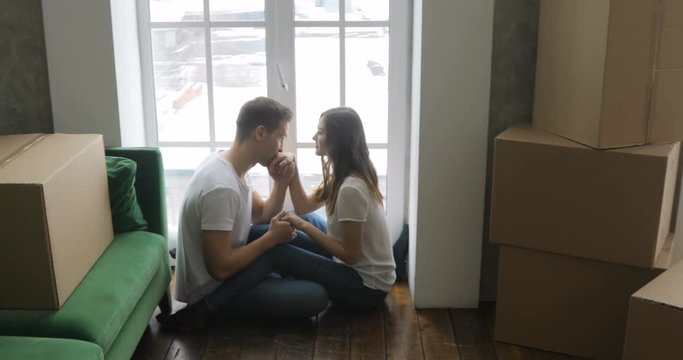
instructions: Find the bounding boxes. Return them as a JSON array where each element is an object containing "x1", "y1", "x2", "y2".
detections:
[
  {"x1": 0, "y1": 231, "x2": 169, "y2": 354},
  {"x1": 105, "y1": 148, "x2": 167, "y2": 238},
  {"x1": 106, "y1": 156, "x2": 148, "y2": 233},
  {"x1": 0, "y1": 336, "x2": 103, "y2": 360}
]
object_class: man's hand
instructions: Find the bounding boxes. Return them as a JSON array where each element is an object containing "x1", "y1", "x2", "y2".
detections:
[
  {"x1": 267, "y1": 211, "x2": 296, "y2": 245},
  {"x1": 268, "y1": 153, "x2": 295, "y2": 185}
]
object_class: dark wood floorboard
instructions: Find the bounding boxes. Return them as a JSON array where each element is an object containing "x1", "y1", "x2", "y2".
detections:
[
  {"x1": 275, "y1": 317, "x2": 317, "y2": 360},
  {"x1": 236, "y1": 318, "x2": 279, "y2": 360},
  {"x1": 450, "y1": 309, "x2": 497, "y2": 360},
  {"x1": 203, "y1": 323, "x2": 241, "y2": 360},
  {"x1": 163, "y1": 327, "x2": 209, "y2": 360},
  {"x1": 132, "y1": 283, "x2": 589, "y2": 360},
  {"x1": 313, "y1": 306, "x2": 352, "y2": 360},
  {"x1": 417, "y1": 309, "x2": 460, "y2": 360},
  {"x1": 350, "y1": 305, "x2": 385, "y2": 360},
  {"x1": 384, "y1": 284, "x2": 424, "y2": 360}
]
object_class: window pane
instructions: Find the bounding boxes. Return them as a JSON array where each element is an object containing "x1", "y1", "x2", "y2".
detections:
[
  {"x1": 160, "y1": 147, "x2": 211, "y2": 229},
  {"x1": 212, "y1": 28, "x2": 267, "y2": 142},
  {"x1": 149, "y1": 0, "x2": 204, "y2": 22},
  {"x1": 210, "y1": 0, "x2": 265, "y2": 21},
  {"x1": 295, "y1": 0, "x2": 339, "y2": 21},
  {"x1": 296, "y1": 27, "x2": 339, "y2": 142},
  {"x1": 296, "y1": 148, "x2": 387, "y2": 197},
  {"x1": 346, "y1": 0, "x2": 389, "y2": 21},
  {"x1": 346, "y1": 27, "x2": 388, "y2": 144},
  {"x1": 248, "y1": 166, "x2": 270, "y2": 198},
  {"x1": 151, "y1": 28, "x2": 209, "y2": 142},
  {"x1": 369, "y1": 149, "x2": 387, "y2": 196},
  {"x1": 296, "y1": 149, "x2": 323, "y2": 193},
  {"x1": 160, "y1": 147, "x2": 211, "y2": 170}
]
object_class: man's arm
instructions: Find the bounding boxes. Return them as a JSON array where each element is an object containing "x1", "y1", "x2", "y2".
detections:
[
  {"x1": 251, "y1": 180, "x2": 288, "y2": 224},
  {"x1": 252, "y1": 153, "x2": 295, "y2": 224},
  {"x1": 202, "y1": 212, "x2": 294, "y2": 280}
]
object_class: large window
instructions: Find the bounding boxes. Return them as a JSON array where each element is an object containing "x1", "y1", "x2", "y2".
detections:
[{"x1": 138, "y1": 0, "x2": 409, "y2": 235}]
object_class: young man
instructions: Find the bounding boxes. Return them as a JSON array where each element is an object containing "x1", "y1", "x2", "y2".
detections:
[{"x1": 158, "y1": 97, "x2": 328, "y2": 329}]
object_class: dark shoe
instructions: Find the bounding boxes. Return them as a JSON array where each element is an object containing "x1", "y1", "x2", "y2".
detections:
[{"x1": 156, "y1": 301, "x2": 209, "y2": 330}]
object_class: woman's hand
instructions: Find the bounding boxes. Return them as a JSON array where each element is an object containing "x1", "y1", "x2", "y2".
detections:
[{"x1": 281, "y1": 211, "x2": 307, "y2": 230}]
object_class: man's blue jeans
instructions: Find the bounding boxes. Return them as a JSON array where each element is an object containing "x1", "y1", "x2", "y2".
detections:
[
  {"x1": 202, "y1": 212, "x2": 387, "y2": 317},
  {"x1": 201, "y1": 213, "x2": 328, "y2": 317}
]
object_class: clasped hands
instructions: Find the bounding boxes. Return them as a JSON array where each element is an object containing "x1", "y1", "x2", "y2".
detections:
[
  {"x1": 267, "y1": 152, "x2": 296, "y2": 184},
  {"x1": 268, "y1": 210, "x2": 307, "y2": 245}
]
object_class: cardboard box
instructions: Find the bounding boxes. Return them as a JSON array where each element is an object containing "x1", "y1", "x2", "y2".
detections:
[
  {"x1": 533, "y1": 0, "x2": 683, "y2": 149},
  {"x1": 490, "y1": 125, "x2": 679, "y2": 267},
  {"x1": 623, "y1": 259, "x2": 683, "y2": 360},
  {"x1": 495, "y1": 237, "x2": 672, "y2": 360},
  {"x1": 0, "y1": 134, "x2": 113, "y2": 309}
]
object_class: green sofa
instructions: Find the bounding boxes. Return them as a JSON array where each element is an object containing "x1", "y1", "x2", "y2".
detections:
[{"x1": 0, "y1": 148, "x2": 172, "y2": 360}]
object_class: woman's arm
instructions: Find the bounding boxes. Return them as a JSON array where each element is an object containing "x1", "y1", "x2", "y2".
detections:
[
  {"x1": 289, "y1": 165, "x2": 324, "y2": 214},
  {"x1": 284, "y1": 212, "x2": 363, "y2": 264}
]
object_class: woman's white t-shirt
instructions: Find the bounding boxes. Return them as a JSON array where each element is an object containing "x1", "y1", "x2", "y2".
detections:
[{"x1": 327, "y1": 177, "x2": 396, "y2": 292}]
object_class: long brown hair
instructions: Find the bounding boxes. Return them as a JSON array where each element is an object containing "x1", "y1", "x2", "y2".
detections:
[{"x1": 312, "y1": 107, "x2": 384, "y2": 215}]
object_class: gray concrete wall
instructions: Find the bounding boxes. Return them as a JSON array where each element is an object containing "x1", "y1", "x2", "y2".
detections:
[
  {"x1": 480, "y1": 0, "x2": 539, "y2": 301},
  {"x1": 0, "y1": 0, "x2": 53, "y2": 134}
]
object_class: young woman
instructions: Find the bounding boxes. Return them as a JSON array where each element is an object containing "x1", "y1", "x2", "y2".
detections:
[{"x1": 279, "y1": 106, "x2": 397, "y2": 309}]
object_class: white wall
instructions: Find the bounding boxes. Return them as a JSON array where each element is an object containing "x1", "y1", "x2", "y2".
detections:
[
  {"x1": 111, "y1": 0, "x2": 146, "y2": 147},
  {"x1": 386, "y1": 0, "x2": 412, "y2": 243},
  {"x1": 409, "y1": 0, "x2": 494, "y2": 308},
  {"x1": 42, "y1": 0, "x2": 145, "y2": 147}
]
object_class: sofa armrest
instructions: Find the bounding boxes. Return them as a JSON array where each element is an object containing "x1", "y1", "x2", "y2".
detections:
[
  {"x1": 0, "y1": 336, "x2": 103, "y2": 360},
  {"x1": 105, "y1": 147, "x2": 167, "y2": 238}
]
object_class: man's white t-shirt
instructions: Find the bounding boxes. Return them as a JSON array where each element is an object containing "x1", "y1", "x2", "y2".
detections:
[
  {"x1": 328, "y1": 177, "x2": 396, "y2": 292},
  {"x1": 174, "y1": 152, "x2": 252, "y2": 305}
]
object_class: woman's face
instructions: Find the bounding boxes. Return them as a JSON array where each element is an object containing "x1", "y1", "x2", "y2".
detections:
[{"x1": 313, "y1": 117, "x2": 327, "y2": 157}]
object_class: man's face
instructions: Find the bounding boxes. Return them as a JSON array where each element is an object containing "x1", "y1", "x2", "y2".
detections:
[{"x1": 259, "y1": 121, "x2": 288, "y2": 167}]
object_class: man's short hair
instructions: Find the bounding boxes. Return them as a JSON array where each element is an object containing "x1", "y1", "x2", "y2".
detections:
[{"x1": 235, "y1": 97, "x2": 293, "y2": 141}]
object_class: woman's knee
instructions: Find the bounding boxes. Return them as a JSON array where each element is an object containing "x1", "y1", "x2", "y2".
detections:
[{"x1": 299, "y1": 212, "x2": 328, "y2": 233}]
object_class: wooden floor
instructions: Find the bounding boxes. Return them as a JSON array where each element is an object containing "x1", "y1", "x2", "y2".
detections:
[{"x1": 132, "y1": 283, "x2": 582, "y2": 360}]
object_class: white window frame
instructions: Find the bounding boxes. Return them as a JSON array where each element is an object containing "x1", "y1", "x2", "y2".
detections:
[{"x1": 136, "y1": 0, "x2": 411, "y2": 241}]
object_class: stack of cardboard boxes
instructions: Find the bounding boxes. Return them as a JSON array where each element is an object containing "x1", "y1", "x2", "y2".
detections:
[{"x1": 489, "y1": 1, "x2": 683, "y2": 359}]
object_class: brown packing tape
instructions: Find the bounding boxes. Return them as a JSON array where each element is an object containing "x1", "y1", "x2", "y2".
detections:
[{"x1": 0, "y1": 135, "x2": 47, "y2": 169}]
